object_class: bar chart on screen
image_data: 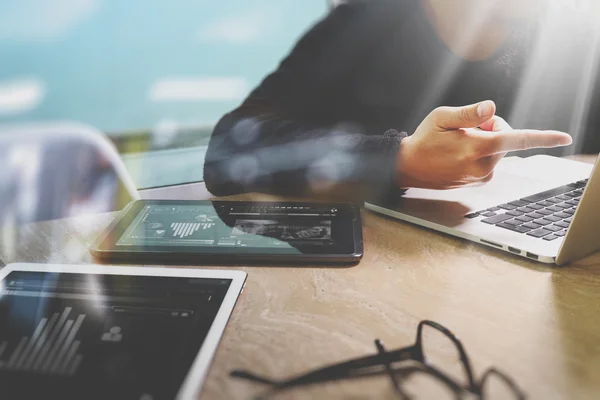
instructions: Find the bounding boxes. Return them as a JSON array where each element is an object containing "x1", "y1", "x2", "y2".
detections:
[
  {"x1": 170, "y1": 222, "x2": 216, "y2": 238},
  {"x1": 0, "y1": 307, "x2": 85, "y2": 377}
]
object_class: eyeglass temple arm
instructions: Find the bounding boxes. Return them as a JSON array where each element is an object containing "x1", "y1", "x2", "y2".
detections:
[
  {"x1": 232, "y1": 350, "x2": 465, "y2": 399},
  {"x1": 231, "y1": 344, "x2": 418, "y2": 388},
  {"x1": 234, "y1": 360, "x2": 464, "y2": 399}
]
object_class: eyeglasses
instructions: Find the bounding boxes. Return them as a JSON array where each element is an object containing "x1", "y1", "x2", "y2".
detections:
[{"x1": 230, "y1": 320, "x2": 526, "y2": 399}]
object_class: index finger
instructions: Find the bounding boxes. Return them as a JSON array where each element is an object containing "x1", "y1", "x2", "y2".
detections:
[{"x1": 482, "y1": 129, "x2": 573, "y2": 155}]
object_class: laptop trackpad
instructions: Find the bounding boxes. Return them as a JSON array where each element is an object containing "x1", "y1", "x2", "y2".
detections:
[
  {"x1": 379, "y1": 157, "x2": 589, "y2": 227},
  {"x1": 389, "y1": 172, "x2": 544, "y2": 227}
]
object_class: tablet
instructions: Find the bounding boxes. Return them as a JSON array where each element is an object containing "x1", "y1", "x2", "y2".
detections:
[
  {"x1": 91, "y1": 200, "x2": 363, "y2": 264},
  {"x1": 0, "y1": 263, "x2": 246, "y2": 400}
]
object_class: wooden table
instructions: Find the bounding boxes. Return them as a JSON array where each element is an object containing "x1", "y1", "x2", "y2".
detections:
[{"x1": 1, "y1": 156, "x2": 599, "y2": 400}]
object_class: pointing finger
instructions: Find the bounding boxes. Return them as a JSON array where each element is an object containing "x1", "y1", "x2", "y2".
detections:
[{"x1": 481, "y1": 129, "x2": 573, "y2": 155}]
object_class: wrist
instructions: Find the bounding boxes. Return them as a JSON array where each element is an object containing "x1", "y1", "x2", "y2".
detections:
[{"x1": 395, "y1": 136, "x2": 421, "y2": 189}]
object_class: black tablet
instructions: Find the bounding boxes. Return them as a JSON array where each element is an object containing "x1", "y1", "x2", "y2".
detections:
[{"x1": 91, "y1": 200, "x2": 363, "y2": 264}]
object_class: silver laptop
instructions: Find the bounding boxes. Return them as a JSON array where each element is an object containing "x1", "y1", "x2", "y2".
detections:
[{"x1": 365, "y1": 154, "x2": 600, "y2": 265}]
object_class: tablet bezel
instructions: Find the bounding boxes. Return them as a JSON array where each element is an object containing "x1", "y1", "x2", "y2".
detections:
[
  {"x1": 91, "y1": 200, "x2": 363, "y2": 264},
  {"x1": 0, "y1": 263, "x2": 247, "y2": 400}
]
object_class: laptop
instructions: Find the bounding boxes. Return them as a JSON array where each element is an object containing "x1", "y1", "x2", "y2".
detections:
[{"x1": 365, "y1": 154, "x2": 600, "y2": 265}]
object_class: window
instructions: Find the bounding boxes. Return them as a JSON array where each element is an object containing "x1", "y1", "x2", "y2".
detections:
[{"x1": 0, "y1": 0, "x2": 327, "y2": 189}]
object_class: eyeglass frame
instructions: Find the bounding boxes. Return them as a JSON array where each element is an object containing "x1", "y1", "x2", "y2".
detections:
[{"x1": 230, "y1": 320, "x2": 527, "y2": 399}]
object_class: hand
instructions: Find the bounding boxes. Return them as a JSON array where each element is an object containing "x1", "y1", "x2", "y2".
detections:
[{"x1": 396, "y1": 100, "x2": 573, "y2": 190}]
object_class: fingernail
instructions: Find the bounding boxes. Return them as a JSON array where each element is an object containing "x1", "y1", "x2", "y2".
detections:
[{"x1": 477, "y1": 101, "x2": 494, "y2": 118}]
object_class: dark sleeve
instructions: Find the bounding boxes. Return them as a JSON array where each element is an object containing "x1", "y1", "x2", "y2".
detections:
[{"x1": 203, "y1": 1, "x2": 408, "y2": 201}]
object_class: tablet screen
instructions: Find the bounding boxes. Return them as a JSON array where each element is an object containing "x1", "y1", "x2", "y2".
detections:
[
  {"x1": 97, "y1": 201, "x2": 359, "y2": 258},
  {"x1": 0, "y1": 270, "x2": 232, "y2": 400},
  {"x1": 117, "y1": 203, "x2": 334, "y2": 249}
]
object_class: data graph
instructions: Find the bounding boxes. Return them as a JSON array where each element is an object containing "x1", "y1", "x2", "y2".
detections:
[
  {"x1": 0, "y1": 307, "x2": 85, "y2": 376},
  {"x1": 170, "y1": 222, "x2": 216, "y2": 238}
]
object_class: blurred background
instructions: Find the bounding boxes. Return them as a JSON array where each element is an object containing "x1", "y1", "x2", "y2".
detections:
[
  {"x1": 0, "y1": 0, "x2": 328, "y2": 189},
  {"x1": 1, "y1": 0, "x2": 599, "y2": 230}
]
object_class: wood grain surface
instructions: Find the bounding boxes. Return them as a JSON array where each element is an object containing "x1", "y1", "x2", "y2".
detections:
[{"x1": 1, "y1": 156, "x2": 599, "y2": 400}]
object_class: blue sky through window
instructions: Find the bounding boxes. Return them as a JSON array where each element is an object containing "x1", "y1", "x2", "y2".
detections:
[{"x1": 0, "y1": 0, "x2": 326, "y2": 133}]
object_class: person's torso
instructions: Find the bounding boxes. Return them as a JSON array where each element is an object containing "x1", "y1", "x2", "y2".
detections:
[{"x1": 337, "y1": 0, "x2": 528, "y2": 135}]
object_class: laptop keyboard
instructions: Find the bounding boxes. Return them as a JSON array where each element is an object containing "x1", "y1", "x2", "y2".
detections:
[{"x1": 464, "y1": 179, "x2": 588, "y2": 241}]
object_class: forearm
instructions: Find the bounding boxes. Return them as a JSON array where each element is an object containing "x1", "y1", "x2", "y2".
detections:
[{"x1": 203, "y1": 111, "x2": 407, "y2": 202}]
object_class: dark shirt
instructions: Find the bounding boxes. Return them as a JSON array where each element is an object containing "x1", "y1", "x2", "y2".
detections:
[{"x1": 204, "y1": 0, "x2": 598, "y2": 200}]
